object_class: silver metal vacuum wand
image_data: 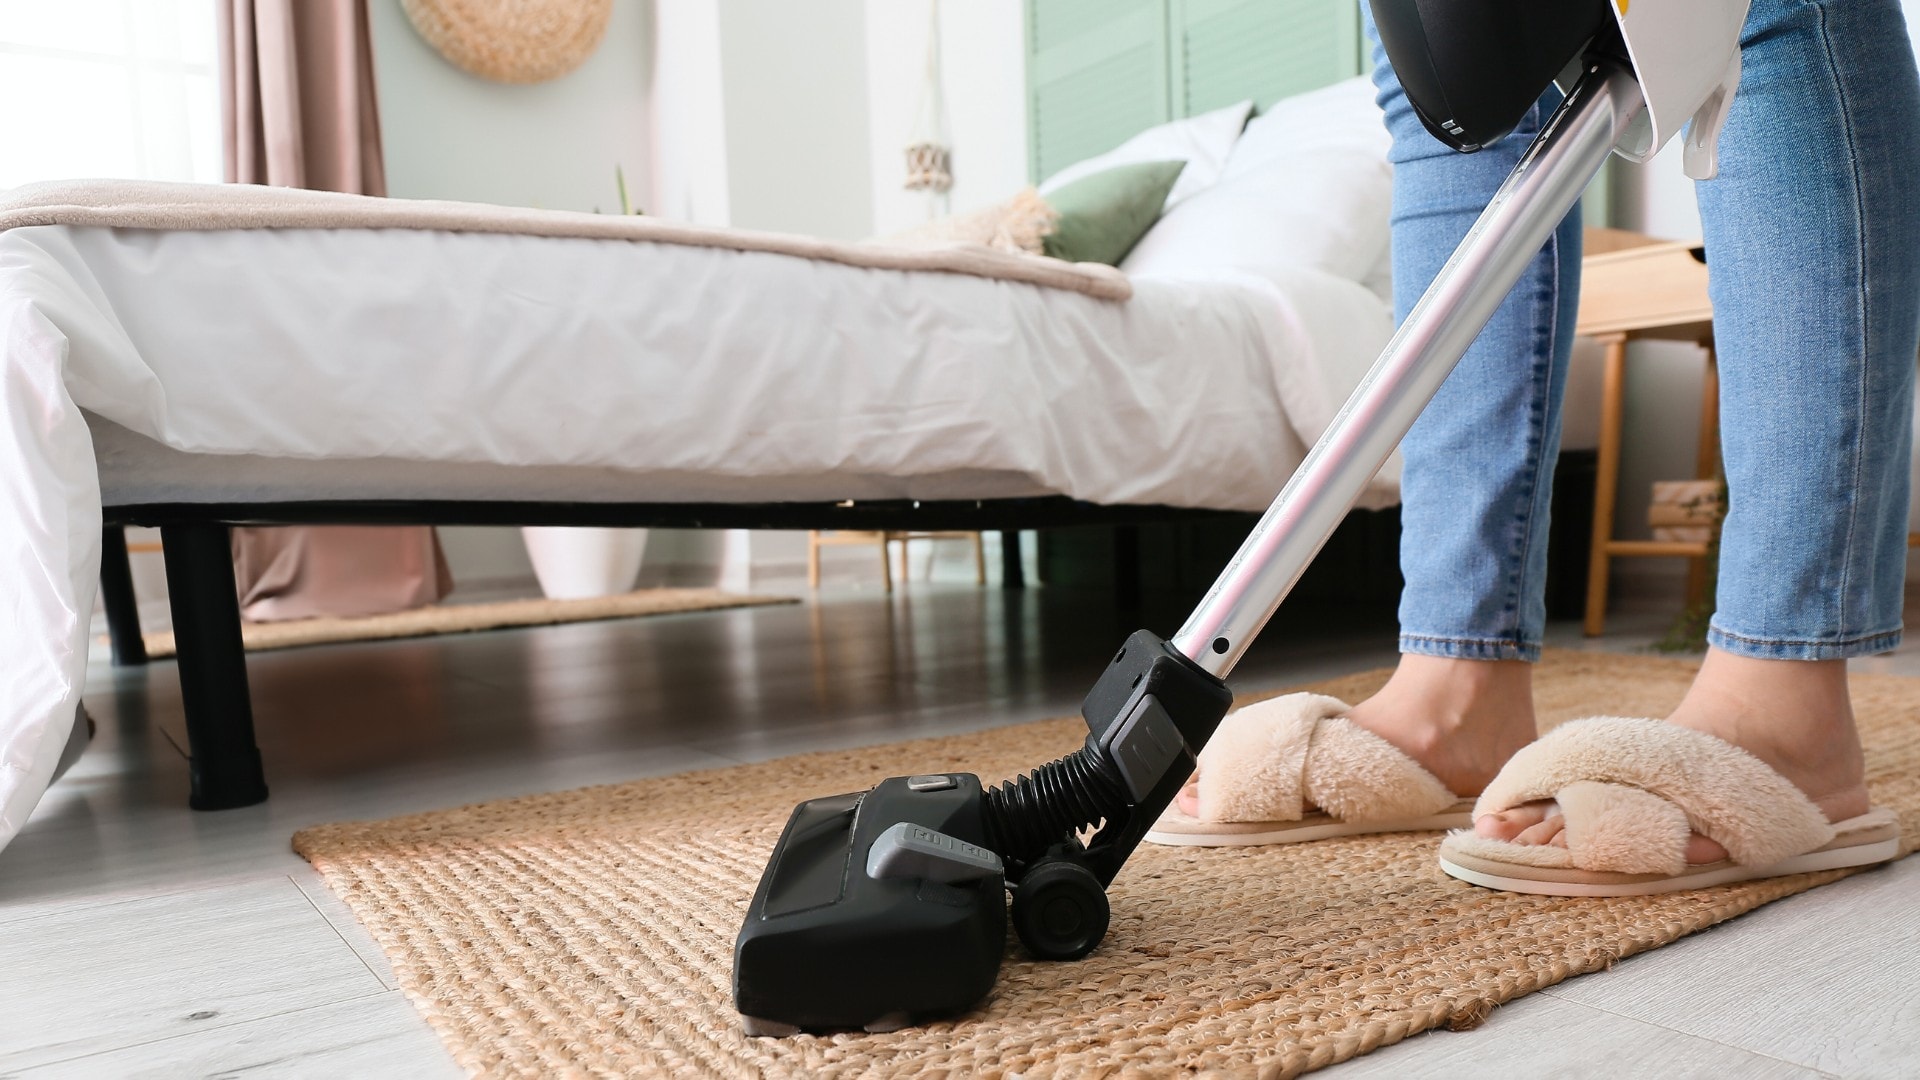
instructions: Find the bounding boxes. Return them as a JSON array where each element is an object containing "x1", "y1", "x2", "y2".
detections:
[{"x1": 1173, "y1": 61, "x2": 1647, "y2": 679}]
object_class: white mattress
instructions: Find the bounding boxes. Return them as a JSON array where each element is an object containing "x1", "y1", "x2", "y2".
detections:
[
  {"x1": 0, "y1": 221, "x2": 1397, "y2": 854},
  {"x1": 67, "y1": 235, "x2": 1396, "y2": 511}
]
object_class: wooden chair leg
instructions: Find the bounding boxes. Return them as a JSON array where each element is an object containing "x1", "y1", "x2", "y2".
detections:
[
  {"x1": 897, "y1": 535, "x2": 911, "y2": 585},
  {"x1": 880, "y1": 536, "x2": 893, "y2": 594},
  {"x1": 1584, "y1": 336, "x2": 1627, "y2": 637},
  {"x1": 807, "y1": 532, "x2": 821, "y2": 589},
  {"x1": 1685, "y1": 346, "x2": 1720, "y2": 609},
  {"x1": 972, "y1": 532, "x2": 986, "y2": 585}
]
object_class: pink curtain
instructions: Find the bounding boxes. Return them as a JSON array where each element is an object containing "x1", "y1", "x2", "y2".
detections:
[
  {"x1": 218, "y1": 0, "x2": 385, "y2": 194},
  {"x1": 217, "y1": 0, "x2": 452, "y2": 621}
]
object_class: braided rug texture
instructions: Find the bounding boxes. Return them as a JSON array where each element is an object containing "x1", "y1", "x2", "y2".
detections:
[{"x1": 294, "y1": 650, "x2": 1920, "y2": 1078}]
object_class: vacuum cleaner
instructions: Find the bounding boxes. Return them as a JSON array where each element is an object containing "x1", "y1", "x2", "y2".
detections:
[{"x1": 733, "y1": 0, "x2": 1751, "y2": 1037}]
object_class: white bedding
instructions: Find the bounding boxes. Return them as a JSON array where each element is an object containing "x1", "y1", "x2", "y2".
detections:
[{"x1": 0, "y1": 219, "x2": 1396, "y2": 854}]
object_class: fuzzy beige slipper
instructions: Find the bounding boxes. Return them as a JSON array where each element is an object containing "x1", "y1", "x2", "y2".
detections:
[
  {"x1": 1438, "y1": 716, "x2": 1900, "y2": 896},
  {"x1": 1144, "y1": 692, "x2": 1472, "y2": 847}
]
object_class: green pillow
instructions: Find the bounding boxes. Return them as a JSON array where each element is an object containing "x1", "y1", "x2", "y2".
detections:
[{"x1": 1040, "y1": 159, "x2": 1186, "y2": 266}]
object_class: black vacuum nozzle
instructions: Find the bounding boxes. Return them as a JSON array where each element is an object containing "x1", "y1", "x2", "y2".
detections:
[
  {"x1": 732, "y1": 774, "x2": 1006, "y2": 1036},
  {"x1": 732, "y1": 630, "x2": 1231, "y2": 1035}
]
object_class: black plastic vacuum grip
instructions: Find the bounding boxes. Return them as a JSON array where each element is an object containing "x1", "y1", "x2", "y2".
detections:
[{"x1": 732, "y1": 630, "x2": 1231, "y2": 1035}]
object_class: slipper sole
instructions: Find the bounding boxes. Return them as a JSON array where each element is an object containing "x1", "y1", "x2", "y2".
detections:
[{"x1": 1438, "y1": 810, "x2": 1901, "y2": 897}]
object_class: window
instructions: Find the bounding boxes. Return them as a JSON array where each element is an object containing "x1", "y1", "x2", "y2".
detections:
[{"x1": 0, "y1": 0, "x2": 220, "y2": 190}]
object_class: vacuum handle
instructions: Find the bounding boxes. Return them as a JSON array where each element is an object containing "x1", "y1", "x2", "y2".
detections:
[{"x1": 1170, "y1": 61, "x2": 1647, "y2": 678}]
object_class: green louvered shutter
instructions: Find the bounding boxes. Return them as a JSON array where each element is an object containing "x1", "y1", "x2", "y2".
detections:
[
  {"x1": 1026, "y1": 0, "x2": 1172, "y2": 184},
  {"x1": 1169, "y1": 0, "x2": 1364, "y2": 114}
]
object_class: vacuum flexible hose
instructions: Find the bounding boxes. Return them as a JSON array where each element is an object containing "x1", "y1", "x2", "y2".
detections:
[{"x1": 981, "y1": 744, "x2": 1132, "y2": 863}]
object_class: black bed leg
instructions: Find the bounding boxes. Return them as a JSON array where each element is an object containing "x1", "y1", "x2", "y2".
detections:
[
  {"x1": 100, "y1": 526, "x2": 148, "y2": 666},
  {"x1": 160, "y1": 524, "x2": 268, "y2": 810},
  {"x1": 999, "y1": 530, "x2": 1025, "y2": 589},
  {"x1": 1113, "y1": 525, "x2": 1141, "y2": 612}
]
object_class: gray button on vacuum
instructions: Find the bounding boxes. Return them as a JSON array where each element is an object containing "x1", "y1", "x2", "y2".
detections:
[
  {"x1": 866, "y1": 821, "x2": 1003, "y2": 884},
  {"x1": 906, "y1": 774, "x2": 956, "y2": 791}
]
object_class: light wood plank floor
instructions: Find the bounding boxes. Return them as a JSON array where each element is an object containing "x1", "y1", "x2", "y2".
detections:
[{"x1": 5, "y1": 582, "x2": 1917, "y2": 1077}]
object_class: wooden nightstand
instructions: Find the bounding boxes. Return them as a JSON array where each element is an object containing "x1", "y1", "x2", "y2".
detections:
[
  {"x1": 1576, "y1": 227, "x2": 1717, "y2": 636},
  {"x1": 1575, "y1": 227, "x2": 1920, "y2": 636}
]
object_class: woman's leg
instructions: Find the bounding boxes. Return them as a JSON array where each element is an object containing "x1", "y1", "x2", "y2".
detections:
[
  {"x1": 1339, "y1": 5, "x2": 1580, "y2": 793},
  {"x1": 1182, "y1": 8, "x2": 1578, "y2": 812},
  {"x1": 1483, "y1": 0, "x2": 1920, "y2": 854},
  {"x1": 1381, "y1": 49, "x2": 1583, "y2": 669}
]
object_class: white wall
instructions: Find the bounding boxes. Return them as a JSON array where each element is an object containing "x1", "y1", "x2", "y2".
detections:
[
  {"x1": 716, "y1": 0, "x2": 874, "y2": 240},
  {"x1": 864, "y1": 0, "x2": 1029, "y2": 235},
  {"x1": 648, "y1": 0, "x2": 729, "y2": 225},
  {"x1": 371, "y1": 0, "x2": 652, "y2": 213}
]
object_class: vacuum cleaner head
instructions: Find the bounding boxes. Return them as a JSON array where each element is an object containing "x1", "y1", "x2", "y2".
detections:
[
  {"x1": 733, "y1": 774, "x2": 1007, "y2": 1036},
  {"x1": 734, "y1": 630, "x2": 1233, "y2": 1035}
]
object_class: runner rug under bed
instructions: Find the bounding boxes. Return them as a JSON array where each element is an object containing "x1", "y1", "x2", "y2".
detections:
[
  {"x1": 292, "y1": 650, "x2": 1920, "y2": 1077},
  {"x1": 142, "y1": 587, "x2": 797, "y2": 657}
]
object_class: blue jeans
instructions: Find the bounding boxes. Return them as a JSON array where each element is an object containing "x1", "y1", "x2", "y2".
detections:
[{"x1": 1365, "y1": 0, "x2": 1920, "y2": 662}]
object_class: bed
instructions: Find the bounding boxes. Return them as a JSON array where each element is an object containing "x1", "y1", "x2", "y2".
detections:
[{"x1": 0, "y1": 167, "x2": 1399, "y2": 851}]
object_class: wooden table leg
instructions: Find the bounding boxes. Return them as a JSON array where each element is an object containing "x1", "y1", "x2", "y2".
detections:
[{"x1": 1584, "y1": 335, "x2": 1628, "y2": 637}]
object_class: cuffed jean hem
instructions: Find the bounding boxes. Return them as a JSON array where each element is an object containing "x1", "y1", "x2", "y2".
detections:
[
  {"x1": 1399, "y1": 633, "x2": 1540, "y2": 663},
  {"x1": 1706, "y1": 623, "x2": 1904, "y2": 661}
]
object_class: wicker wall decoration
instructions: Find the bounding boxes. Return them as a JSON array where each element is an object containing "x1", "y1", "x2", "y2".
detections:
[{"x1": 401, "y1": 0, "x2": 614, "y2": 85}]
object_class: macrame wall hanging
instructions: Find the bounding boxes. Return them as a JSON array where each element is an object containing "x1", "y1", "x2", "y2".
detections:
[{"x1": 903, "y1": 0, "x2": 953, "y2": 217}]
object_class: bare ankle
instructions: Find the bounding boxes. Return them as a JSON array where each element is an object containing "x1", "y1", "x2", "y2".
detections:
[
  {"x1": 1345, "y1": 654, "x2": 1537, "y2": 798},
  {"x1": 1669, "y1": 648, "x2": 1868, "y2": 822}
]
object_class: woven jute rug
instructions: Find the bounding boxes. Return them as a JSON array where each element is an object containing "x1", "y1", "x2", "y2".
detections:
[
  {"x1": 294, "y1": 650, "x2": 1920, "y2": 1077},
  {"x1": 143, "y1": 588, "x2": 796, "y2": 657}
]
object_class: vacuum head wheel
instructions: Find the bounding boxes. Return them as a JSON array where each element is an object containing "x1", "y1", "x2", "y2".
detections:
[{"x1": 1011, "y1": 858, "x2": 1111, "y2": 961}]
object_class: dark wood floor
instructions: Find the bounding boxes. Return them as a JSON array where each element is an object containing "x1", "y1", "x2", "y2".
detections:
[{"x1": 3, "y1": 582, "x2": 1915, "y2": 1076}]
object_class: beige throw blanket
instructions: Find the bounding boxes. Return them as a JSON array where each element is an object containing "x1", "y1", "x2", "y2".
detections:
[{"x1": 0, "y1": 180, "x2": 1131, "y2": 301}]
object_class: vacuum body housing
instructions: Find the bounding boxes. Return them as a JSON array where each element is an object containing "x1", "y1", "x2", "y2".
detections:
[{"x1": 1369, "y1": 0, "x2": 1749, "y2": 177}]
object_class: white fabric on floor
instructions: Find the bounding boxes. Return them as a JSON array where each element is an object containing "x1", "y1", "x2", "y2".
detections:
[{"x1": 0, "y1": 221, "x2": 1396, "y2": 854}]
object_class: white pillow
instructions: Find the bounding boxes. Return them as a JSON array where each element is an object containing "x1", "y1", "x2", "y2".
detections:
[
  {"x1": 1038, "y1": 99, "x2": 1254, "y2": 212},
  {"x1": 1121, "y1": 77, "x2": 1393, "y2": 287}
]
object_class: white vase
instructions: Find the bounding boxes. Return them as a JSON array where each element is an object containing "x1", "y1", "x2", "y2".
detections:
[{"x1": 520, "y1": 527, "x2": 649, "y2": 600}]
